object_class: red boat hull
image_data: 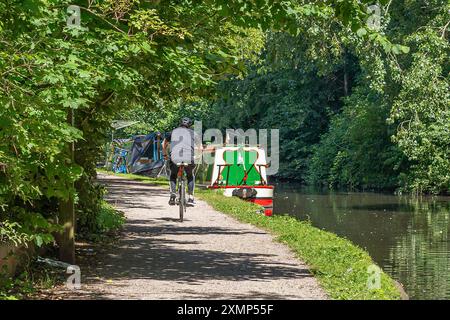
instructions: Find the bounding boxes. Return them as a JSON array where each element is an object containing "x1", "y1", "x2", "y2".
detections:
[
  {"x1": 247, "y1": 198, "x2": 273, "y2": 216},
  {"x1": 208, "y1": 185, "x2": 274, "y2": 216}
]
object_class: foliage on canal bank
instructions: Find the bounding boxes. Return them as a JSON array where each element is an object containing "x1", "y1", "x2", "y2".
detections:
[
  {"x1": 196, "y1": 189, "x2": 401, "y2": 300},
  {"x1": 199, "y1": 1, "x2": 449, "y2": 194}
]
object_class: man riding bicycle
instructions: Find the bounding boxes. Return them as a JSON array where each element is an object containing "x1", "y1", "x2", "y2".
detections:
[{"x1": 162, "y1": 117, "x2": 201, "y2": 207}]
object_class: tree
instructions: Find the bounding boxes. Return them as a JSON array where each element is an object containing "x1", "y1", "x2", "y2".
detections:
[{"x1": 0, "y1": 0, "x2": 401, "y2": 263}]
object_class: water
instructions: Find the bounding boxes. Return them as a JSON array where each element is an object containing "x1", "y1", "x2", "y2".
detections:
[{"x1": 273, "y1": 183, "x2": 450, "y2": 300}]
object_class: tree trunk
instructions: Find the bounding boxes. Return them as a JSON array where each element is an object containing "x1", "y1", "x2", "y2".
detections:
[{"x1": 58, "y1": 109, "x2": 76, "y2": 264}]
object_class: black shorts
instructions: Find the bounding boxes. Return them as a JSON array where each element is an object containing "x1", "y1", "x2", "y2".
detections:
[{"x1": 169, "y1": 161, "x2": 195, "y2": 180}]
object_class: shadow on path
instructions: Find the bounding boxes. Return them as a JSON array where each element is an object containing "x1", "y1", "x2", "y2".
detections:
[{"x1": 63, "y1": 174, "x2": 323, "y2": 300}]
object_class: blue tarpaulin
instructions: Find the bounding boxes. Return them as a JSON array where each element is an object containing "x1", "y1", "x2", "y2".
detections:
[
  {"x1": 107, "y1": 133, "x2": 165, "y2": 175},
  {"x1": 127, "y1": 132, "x2": 164, "y2": 175}
]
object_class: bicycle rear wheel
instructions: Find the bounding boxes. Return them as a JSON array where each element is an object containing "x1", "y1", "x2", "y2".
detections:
[{"x1": 179, "y1": 179, "x2": 185, "y2": 222}]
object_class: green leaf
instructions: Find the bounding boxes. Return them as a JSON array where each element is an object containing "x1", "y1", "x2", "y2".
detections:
[
  {"x1": 35, "y1": 235, "x2": 43, "y2": 247},
  {"x1": 399, "y1": 45, "x2": 410, "y2": 54},
  {"x1": 356, "y1": 28, "x2": 367, "y2": 37}
]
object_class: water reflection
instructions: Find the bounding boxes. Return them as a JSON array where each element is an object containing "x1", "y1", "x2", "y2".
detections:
[{"x1": 273, "y1": 183, "x2": 450, "y2": 300}]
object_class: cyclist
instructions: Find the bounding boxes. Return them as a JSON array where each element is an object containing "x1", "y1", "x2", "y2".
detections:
[{"x1": 162, "y1": 117, "x2": 201, "y2": 207}]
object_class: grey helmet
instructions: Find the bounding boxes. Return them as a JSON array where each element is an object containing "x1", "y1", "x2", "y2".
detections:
[{"x1": 180, "y1": 117, "x2": 193, "y2": 128}]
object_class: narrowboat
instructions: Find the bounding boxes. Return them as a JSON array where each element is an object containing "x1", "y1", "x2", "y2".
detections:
[{"x1": 207, "y1": 146, "x2": 274, "y2": 216}]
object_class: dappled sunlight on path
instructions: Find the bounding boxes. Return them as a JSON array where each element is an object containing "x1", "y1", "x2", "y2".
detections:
[{"x1": 55, "y1": 173, "x2": 327, "y2": 300}]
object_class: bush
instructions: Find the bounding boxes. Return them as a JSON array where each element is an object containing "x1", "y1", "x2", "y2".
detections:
[
  {"x1": 0, "y1": 221, "x2": 30, "y2": 247},
  {"x1": 95, "y1": 202, "x2": 126, "y2": 234}
]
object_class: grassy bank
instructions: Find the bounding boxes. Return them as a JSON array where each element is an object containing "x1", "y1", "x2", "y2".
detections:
[
  {"x1": 196, "y1": 189, "x2": 401, "y2": 300},
  {"x1": 97, "y1": 169, "x2": 169, "y2": 187},
  {"x1": 98, "y1": 170, "x2": 401, "y2": 300}
]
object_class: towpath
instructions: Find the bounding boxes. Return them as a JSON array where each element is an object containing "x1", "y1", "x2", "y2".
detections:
[{"x1": 54, "y1": 173, "x2": 327, "y2": 299}]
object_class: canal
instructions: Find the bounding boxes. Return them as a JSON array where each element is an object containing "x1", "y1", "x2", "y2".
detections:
[{"x1": 273, "y1": 183, "x2": 450, "y2": 300}]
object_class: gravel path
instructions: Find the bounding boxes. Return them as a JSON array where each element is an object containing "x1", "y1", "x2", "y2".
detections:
[{"x1": 57, "y1": 173, "x2": 327, "y2": 300}]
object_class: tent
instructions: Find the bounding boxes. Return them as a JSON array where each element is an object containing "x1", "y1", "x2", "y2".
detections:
[
  {"x1": 105, "y1": 133, "x2": 165, "y2": 176},
  {"x1": 127, "y1": 132, "x2": 165, "y2": 175}
]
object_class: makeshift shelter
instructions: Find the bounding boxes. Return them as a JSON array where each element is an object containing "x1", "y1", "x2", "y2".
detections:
[
  {"x1": 105, "y1": 133, "x2": 165, "y2": 176},
  {"x1": 127, "y1": 132, "x2": 165, "y2": 175}
]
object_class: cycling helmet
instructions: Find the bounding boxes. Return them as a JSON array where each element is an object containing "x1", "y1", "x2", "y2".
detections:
[{"x1": 180, "y1": 117, "x2": 193, "y2": 128}]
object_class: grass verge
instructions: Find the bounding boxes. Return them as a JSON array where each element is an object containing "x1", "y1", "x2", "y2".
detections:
[
  {"x1": 97, "y1": 170, "x2": 401, "y2": 300},
  {"x1": 97, "y1": 168, "x2": 169, "y2": 187}
]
